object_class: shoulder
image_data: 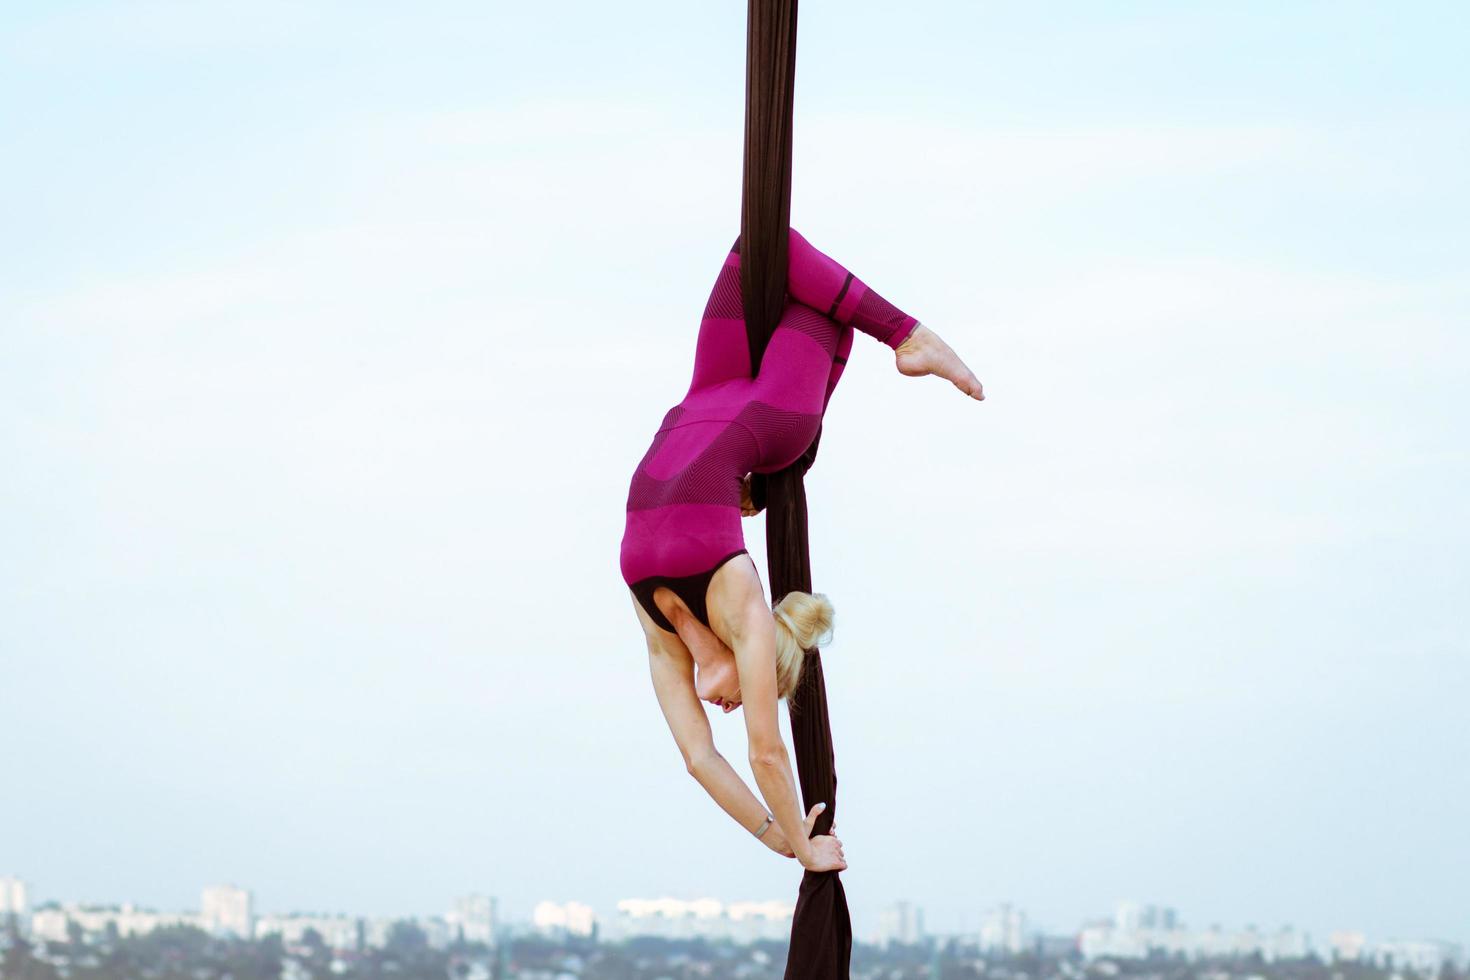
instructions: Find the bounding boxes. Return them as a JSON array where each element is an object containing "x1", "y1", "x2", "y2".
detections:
[{"x1": 706, "y1": 557, "x2": 771, "y2": 646}]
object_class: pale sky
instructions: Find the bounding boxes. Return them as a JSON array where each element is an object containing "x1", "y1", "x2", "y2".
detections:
[{"x1": 2, "y1": 0, "x2": 1467, "y2": 948}]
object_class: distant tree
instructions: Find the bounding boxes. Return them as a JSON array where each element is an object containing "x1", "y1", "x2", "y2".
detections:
[
  {"x1": 65, "y1": 920, "x2": 85, "y2": 948},
  {"x1": 582, "y1": 946, "x2": 634, "y2": 980},
  {"x1": 298, "y1": 925, "x2": 332, "y2": 976},
  {"x1": 258, "y1": 933, "x2": 284, "y2": 960},
  {"x1": 2, "y1": 935, "x2": 61, "y2": 980},
  {"x1": 939, "y1": 962, "x2": 985, "y2": 980},
  {"x1": 136, "y1": 922, "x2": 212, "y2": 958},
  {"x1": 385, "y1": 920, "x2": 428, "y2": 955},
  {"x1": 218, "y1": 935, "x2": 285, "y2": 980},
  {"x1": 1014, "y1": 949, "x2": 1042, "y2": 977}
]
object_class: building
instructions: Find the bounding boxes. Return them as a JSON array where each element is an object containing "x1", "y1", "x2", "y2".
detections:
[
  {"x1": 534, "y1": 901, "x2": 596, "y2": 939},
  {"x1": 254, "y1": 913, "x2": 360, "y2": 949},
  {"x1": 877, "y1": 901, "x2": 925, "y2": 948},
  {"x1": 1330, "y1": 931, "x2": 1369, "y2": 963},
  {"x1": 418, "y1": 916, "x2": 455, "y2": 950},
  {"x1": 448, "y1": 895, "x2": 497, "y2": 945},
  {"x1": 29, "y1": 904, "x2": 198, "y2": 942},
  {"x1": 1141, "y1": 905, "x2": 1179, "y2": 931},
  {"x1": 979, "y1": 903, "x2": 1026, "y2": 955},
  {"x1": 1078, "y1": 902, "x2": 1309, "y2": 962},
  {"x1": 724, "y1": 900, "x2": 796, "y2": 944},
  {"x1": 360, "y1": 917, "x2": 393, "y2": 950},
  {"x1": 611, "y1": 897, "x2": 792, "y2": 944},
  {"x1": 1374, "y1": 939, "x2": 1466, "y2": 974},
  {"x1": 0, "y1": 877, "x2": 29, "y2": 933},
  {"x1": 200, "y1": 885, "x2": 253, "y2": 939},
  {"x1": 1035, "y1": 933, "x2": 1080, "y2": 958},
  {"x1": 1115, "y1": 901, "x2": 1143, "y2": 934}
]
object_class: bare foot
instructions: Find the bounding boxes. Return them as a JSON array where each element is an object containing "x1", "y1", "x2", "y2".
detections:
[{"x1": 894, "y1": 322, "x2": 985, "y2": 400}]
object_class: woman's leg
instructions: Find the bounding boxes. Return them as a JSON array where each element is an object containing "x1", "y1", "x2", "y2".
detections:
[
  {"x1": 785, "y1": 227, "x2": 919, "y2": 350},
  {"x1": 752, "y1": 301, "x2": 846, "y2": 416},
  {"x1": 685, "y1": 247, "x2": 754, "y2": 393},
  {"x1": 821, "y1": 323, "x2": 855, "y2": 413},
  {"x1": 722, "y1": 227, "x2": 982, "y2": 405},
  {"x1": 786, "y1": 228, "x2": 984, "y2": 401},
  {"x1": 726, "y1": 228, "x2": 919, "y2": 351}
]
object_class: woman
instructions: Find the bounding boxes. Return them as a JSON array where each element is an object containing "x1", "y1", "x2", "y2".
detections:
[{"x1": 621, "y1": 227, "x2": 983, "y2": 873}]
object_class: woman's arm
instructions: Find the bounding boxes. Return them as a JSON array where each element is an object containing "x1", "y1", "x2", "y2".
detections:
[
  {"x1": 646, "y1": 645, "x2": 790, "y2": 855},
  {"x1": 727, "y1": 599, "x2": 816, "y2": 868},
  {"x1": 690, "y1": 753, "x2": 795, "y2": 857}
]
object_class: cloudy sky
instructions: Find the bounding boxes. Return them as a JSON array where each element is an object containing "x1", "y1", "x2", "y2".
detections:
[{"x1": 2, "y1": 0, "x2": 1467, "y2": 947}]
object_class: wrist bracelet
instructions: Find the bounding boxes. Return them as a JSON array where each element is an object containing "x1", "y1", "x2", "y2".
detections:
[{"x1": 753, "y1": 814, "x2": 773, "y2": 839}]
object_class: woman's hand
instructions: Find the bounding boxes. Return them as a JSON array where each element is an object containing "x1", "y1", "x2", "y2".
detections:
[
  {"x1": 739, "y1": 473, "x2": 760, "y2": 517},
  {"x1": 756, "y1": 801, "x2": 817, "y2": 859},
  {"x1": 759, "y1": 819, "x2": 796, "y2": 859},
  {"x1": 760, "y1": 803, "x2": 845, "y2": 870},
  {"x1": 802, "y1": 833, "x2": 846, "y2": 873},
  {"x1": 794, "y1": 803, "x2": 845, "y2": 872}
]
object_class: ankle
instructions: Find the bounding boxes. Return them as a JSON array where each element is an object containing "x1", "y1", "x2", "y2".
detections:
[{"x1": 895, "y1": 321, "x2": 926, "y2": 354}]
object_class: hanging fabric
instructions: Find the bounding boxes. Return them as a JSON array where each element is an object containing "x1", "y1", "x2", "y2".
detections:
[{"x1": 739, "y1": 2, "x2": 852, "y2": 977}]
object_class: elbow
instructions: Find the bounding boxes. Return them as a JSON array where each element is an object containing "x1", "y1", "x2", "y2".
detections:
[
  {"x1": 685, "y1": 746, "x2": 718, "y2": 778},
  {"x1": 748, "y1": 745, "x2": 787, "y2": 771}
]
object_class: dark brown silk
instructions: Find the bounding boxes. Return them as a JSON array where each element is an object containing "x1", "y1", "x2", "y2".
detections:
[{"x1": 740, "y1": 2, "x2": 852, "y2": 976}]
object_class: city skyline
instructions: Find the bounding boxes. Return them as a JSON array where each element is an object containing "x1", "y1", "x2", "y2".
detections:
[
  {"x1": 3, "y1": 875, "x2": 1464, "y2": 965},
  {"x1": 3, "y1": 0, "x2": 1466, "y2": 954}
]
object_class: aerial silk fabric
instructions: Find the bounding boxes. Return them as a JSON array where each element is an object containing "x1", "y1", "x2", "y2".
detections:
[{"x1": 739, "y1": 1, "x2": 851, "y2": 976}]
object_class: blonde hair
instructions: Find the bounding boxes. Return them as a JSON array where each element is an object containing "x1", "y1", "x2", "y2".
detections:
[{"x1": 771, "y1": 591, "x2": 835, "y2": 706}]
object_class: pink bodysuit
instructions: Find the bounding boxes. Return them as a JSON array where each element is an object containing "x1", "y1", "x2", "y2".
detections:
[{"x1": 621, "y1": 228, "x2": 919, "y2": 634}]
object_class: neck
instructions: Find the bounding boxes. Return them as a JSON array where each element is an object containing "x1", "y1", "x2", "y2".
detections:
[
  {"x1": 672, "y1": 610, "x2": 705, "y2": 663},
  {"x1": 664, "y1": 601, "x2": 724, "y2": 673}
]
